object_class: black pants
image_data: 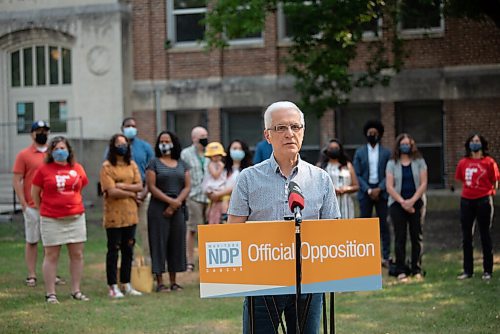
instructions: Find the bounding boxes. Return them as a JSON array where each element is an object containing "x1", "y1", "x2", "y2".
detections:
[
  {"x1": 359, "y1": 193, "x2": 391, "y2": 261},
  {"x1": 460, "y1": 196, "x2": 494, "y2": 275},
  {"x1": 106, "y1": 225, "x2": 136, "y2": 285},
  {"x1": 390, "y1": 200, "x2": 423, "y2": 275}
]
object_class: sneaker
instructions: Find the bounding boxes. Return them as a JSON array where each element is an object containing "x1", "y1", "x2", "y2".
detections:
[
  {"x1": 381, "y1": 258, "x2": 393, "y2": 268},
  {"x1": 482, "y1": 272, "x2": 492, "y2": 281},
  {"x1": 413, "y1": 273, "x2": 424, "y2": 281},
  {"x1": 397, "y1": 273, "x2": 408, "y2": 282},
  {"x1": 123, "y1": 283, "x2": 142, "y2": 296},
  {"x1": 109, "y1": 284, "x2": 124, "y2": 298},
  {"x1": 457, "y1": 272, "x2": 473, "y2": 280}
]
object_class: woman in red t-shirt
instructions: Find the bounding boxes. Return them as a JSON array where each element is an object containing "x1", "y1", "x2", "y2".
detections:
[
  {"x1": 32, "y1": 136, "x2": 89, "y2": 304},
  {"x1": 455, "y1": 134, "x2": 499, "y2": 281}
]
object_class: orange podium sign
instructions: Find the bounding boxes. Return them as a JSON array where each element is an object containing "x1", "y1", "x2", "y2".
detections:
[{"x1": 198, "y1": 218, "x2": 382, "y2": 298}]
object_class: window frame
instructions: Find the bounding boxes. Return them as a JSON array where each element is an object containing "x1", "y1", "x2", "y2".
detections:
[
  {"x1": 9, "y1": 45, "x2": 72, "y2": 88},
  {"x1": 277, "y1": 2, "x2": 382, "y2": 43},
  {"x1": 398, "y1": 0, "x2": 445, "y2": 38},
  {"x1": 167, "y1": 0, "x2": 207, "y2": 48}
]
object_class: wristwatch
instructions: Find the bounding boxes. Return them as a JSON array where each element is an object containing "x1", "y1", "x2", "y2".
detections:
[{"x1": 368, "y1": 188, "x2": 372, "y2": 195}]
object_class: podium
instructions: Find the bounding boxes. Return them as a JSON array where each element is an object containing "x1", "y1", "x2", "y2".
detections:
[
  {"x1": 199, "y1": 218, "x2": 382, "y2": 297},
  {"x1": 198, "y1": 218, "x2": 382, "y2": 332}
]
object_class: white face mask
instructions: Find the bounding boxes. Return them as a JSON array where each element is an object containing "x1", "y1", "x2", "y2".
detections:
[
  {"x1": 36, "y1": 146, "x2": 48, "y2": 153},
  {"x1": 159, "y1": 143, "x2": 173, "y2": 155}
]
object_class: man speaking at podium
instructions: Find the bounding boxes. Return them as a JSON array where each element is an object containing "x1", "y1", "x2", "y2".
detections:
[{"x1": 227, "y1": 101, "x2": 340, "y2": 333}]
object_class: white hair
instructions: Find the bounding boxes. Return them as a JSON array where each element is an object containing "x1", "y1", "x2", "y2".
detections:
[{"x1": 264, "y1": 101, "x2": 305, "y2": 129}]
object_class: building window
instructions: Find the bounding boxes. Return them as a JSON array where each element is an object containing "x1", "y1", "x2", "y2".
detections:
[
  {"x1": 221, "y1": 108, "x2": 263, "y2": 149},
  {"x1": 10, "y1": 45, "x2": 72, "y2": 87},
  {"x1": 278, "y1": 3, "x2": 381, "y2": 42},
  {"x1": 336, "y1": 104, "x2": 381, "y2": 160},
  {"x1": 400, "y1": 0, "x2": 444, "y2": 36},
  {"x1": 168, "y1": 0, "x2": 207, "y2": 46},
  {"x1": 396, "y1": 101, "x2": 444, "y2": 187},
  {"x1": 300, "y1": 112, "x2": 321, "y2": 165},
  {"x1": 49, "y1": 101, "x2": 68, "y2": 133},
  {"x1": 166, "y1": 109, "x2": 208, "y2": 148},
  {"x1": 16, "y1": 102, "x2": 34, "y2": 134}
]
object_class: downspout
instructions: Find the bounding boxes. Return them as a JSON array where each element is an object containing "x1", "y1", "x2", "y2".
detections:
[{"x1": 155, "y1": 86, "x2": 161, "y2": 134}]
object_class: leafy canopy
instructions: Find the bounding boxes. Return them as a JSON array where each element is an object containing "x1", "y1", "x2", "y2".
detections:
[
  {"x1": 204, "y1": 0, "x2": 498, "y2": 117},
  {"x1": 204, "y1": 0, "x2": 402, "y2": 117}
]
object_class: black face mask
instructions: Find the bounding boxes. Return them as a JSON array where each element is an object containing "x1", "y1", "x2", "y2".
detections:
[
  {"x1": 367, "y1": 135, "x2": 379, "y2": 145},
  {"x1": 199, "y1": 138, "x2": 209, "y2": 147},
  {"x1": 35, "y1": 133, "x2": 48, "y2": 145},
  {"x1": 326, "y1": 148, "x2": 341, "y2": 160}
]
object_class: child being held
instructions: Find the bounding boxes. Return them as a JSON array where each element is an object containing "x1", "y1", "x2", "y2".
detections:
[{"x1": 202, "y1": 142, "x2": 228, "y2": 224}]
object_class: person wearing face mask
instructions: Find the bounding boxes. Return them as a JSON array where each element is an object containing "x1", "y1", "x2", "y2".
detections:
[
  {"x1": 353, "y1": 119, "x2": 392, "y2": 268},
  {"x1": 455, "y1": 134, "x2": 499, "y2": 281},
  {"x1": 319, "y1": 139, "x2": 359, "y2": 219},
  {"x1": 386, "y1": 134, "x2": 428, "y2": 282},
  {"x1": 119, "y1": 118, "x2": 154, "y2": 266},
  {"x1": 201, "y1": 142, "x2": 229, "y2": 225},
  {"x1": 207, "y1": 140, "x2": 253, "y2": 223},
  {"x1": 31, "y1": 136, "x2": 89, "y2": 303},
  {"x1": 180, "y1": 126, "x2": 209, "y2": 272},
  {"x1": 147, "y1": 131, "x2": 191, "y2": 292},
  {"x1": 12, "y1": 121, "x2": 66, "y2": 288},
  {"x1": 100, "y1": 134, "x2": 143, "y2": 298}
]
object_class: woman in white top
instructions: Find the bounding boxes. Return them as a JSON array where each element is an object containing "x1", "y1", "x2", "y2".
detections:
[
  {"x1": 320, "y1": 139, "x2": 359, "y2": 219},
  {"x1": 207, "y1": 140, "x2": 253, "y2": 221}
]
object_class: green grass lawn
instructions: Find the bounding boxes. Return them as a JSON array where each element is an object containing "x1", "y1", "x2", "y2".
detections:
[{"x1": 0, "y1": 195, "x2": 498, "y2": 333}]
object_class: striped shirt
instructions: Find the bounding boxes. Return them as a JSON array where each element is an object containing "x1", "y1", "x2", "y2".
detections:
[
  {"x1": 228, "y1": 154, "x2": 340, "y2": 221},
  {"x1": 181, "y1": 144, "x2": 209, "y2": 203}
]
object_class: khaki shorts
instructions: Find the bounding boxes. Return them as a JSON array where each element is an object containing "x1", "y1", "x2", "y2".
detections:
[
  {"x1": 186, "y1": 198, "x2": 207, "y2": 232},
  {"x1": 41, "y1": 214, "x2": 87, "y2": 247},
  {"x1": 23, "y1": 207, "x2": 41, "y2": 244}
]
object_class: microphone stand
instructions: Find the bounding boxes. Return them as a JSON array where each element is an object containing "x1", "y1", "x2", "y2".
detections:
[{"x1": 293, "y1": 207, "x2": 303, "y2": 334}]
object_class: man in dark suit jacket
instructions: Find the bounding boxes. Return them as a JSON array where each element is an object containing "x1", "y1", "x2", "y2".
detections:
[{"x1": 353, "y1": 120, "x2": 392, "y2": 266}]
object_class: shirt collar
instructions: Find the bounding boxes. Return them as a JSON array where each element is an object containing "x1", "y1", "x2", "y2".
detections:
[
  {"x1": 367, "y1": 143, "x2": 379, "y2": 152},
  {"x1": 269, "y1": 153, "x2": 303, "y2": 175}
]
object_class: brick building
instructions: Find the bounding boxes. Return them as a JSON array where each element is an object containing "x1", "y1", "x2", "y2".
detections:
[
  {"x1": 1, "y1": 1, "x2": 499, "y2": 205},
  {"x1": 130, "y1": 1, "x2": 500, "y2": 189}
]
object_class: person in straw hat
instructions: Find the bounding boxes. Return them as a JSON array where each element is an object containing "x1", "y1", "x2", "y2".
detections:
[{"x1": 202, "y1": 142, "x2": 228, "y2": 224}]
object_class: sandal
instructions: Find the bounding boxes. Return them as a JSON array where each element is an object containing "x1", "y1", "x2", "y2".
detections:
[
  {"x1": 71, "y1": 291, "x2": 90, "y2": 301},
  {"x1": 186, "y1": 263, "x2": 195, "y2": 272},
  {"x1": 45, "y1": 294, "x2": 59, "y2": 304},
  {"x1": 26, "y1": 277, "x2": 37, "y2": 287},
  {"x1": 170, "y1": 283, "x2": 183, "y2": 291},
  {"x1": 55, "y1": 276, "x2": 66, "y2": 285},
  {"x1": 156, "y1": 284, "x2": 171, "y2": 293}
]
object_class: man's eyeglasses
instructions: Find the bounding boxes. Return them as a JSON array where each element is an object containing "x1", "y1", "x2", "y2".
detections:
[{"x1": 268, "y1": 124, "x2": 304, "y2": 133}]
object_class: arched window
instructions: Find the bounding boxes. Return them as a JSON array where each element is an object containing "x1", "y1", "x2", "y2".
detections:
[
  {"x1": 11, "y1": 45, "x2": 71, "y2": 88},
  {"x1": 9, "y1": 45, "x2": 72, "y2": 133}
]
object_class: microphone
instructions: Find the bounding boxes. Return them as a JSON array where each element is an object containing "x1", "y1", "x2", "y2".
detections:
[{"x1": 288, "y1": 181, "x2": 304, "y2": 223}]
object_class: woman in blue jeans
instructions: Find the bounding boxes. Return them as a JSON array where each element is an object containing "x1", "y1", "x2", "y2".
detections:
[{"x1": 386, "y1": 133, "x2": 428, "y2": 282}]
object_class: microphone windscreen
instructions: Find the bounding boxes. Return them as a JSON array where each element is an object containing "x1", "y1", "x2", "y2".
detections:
[{"x1": 288, "y1": 181, "x2": 305, "y2": 211}]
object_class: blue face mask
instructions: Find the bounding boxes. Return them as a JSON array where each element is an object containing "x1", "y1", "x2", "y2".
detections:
[
  {"x1": 52, "y1": 149, "x2": 69, "y2": 162},
  {"x1": 399, "y1": 144, "x2": 411, "y2": 154},
  {"x1": 116, "y1": 144, "x2": 128, "y2": 156},
  {"x1": 469, "y1": 142, "x2": 482, "y2": 152},
  {"x1": 123, "y1": 127, "x2": 137, "y2": 139},
  {"x1": 230, "y1": 149, "x2": 245, "y2": 161}
]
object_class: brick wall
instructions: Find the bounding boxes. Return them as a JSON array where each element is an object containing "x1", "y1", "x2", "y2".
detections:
[
  {"x1": 132, "y1": 2, "x2": 500, "y2": 81},
  {"x1": 132, "y1": 109, "x2": 156, "y2": 145},
  {"x1": 444, "y1": 98, "x2": 500, "y2": 186}
]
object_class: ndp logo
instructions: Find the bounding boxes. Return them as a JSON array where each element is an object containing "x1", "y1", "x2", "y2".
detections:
[{"x1": 206, "y1": 241, "x2": 242, "y2": 268}]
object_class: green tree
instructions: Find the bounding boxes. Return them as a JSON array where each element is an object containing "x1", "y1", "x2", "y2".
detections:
[
  {"x1": 204, "y1": 0, "x2": 498, "y2": 117},
  {"x1": 204, "y1": 0, "x2": 403, "y2": 117}
]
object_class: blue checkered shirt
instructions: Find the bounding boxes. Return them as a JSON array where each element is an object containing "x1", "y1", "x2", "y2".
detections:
[{"x1": 228, "y1": 154, "x2": 340, "y2": 221}]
